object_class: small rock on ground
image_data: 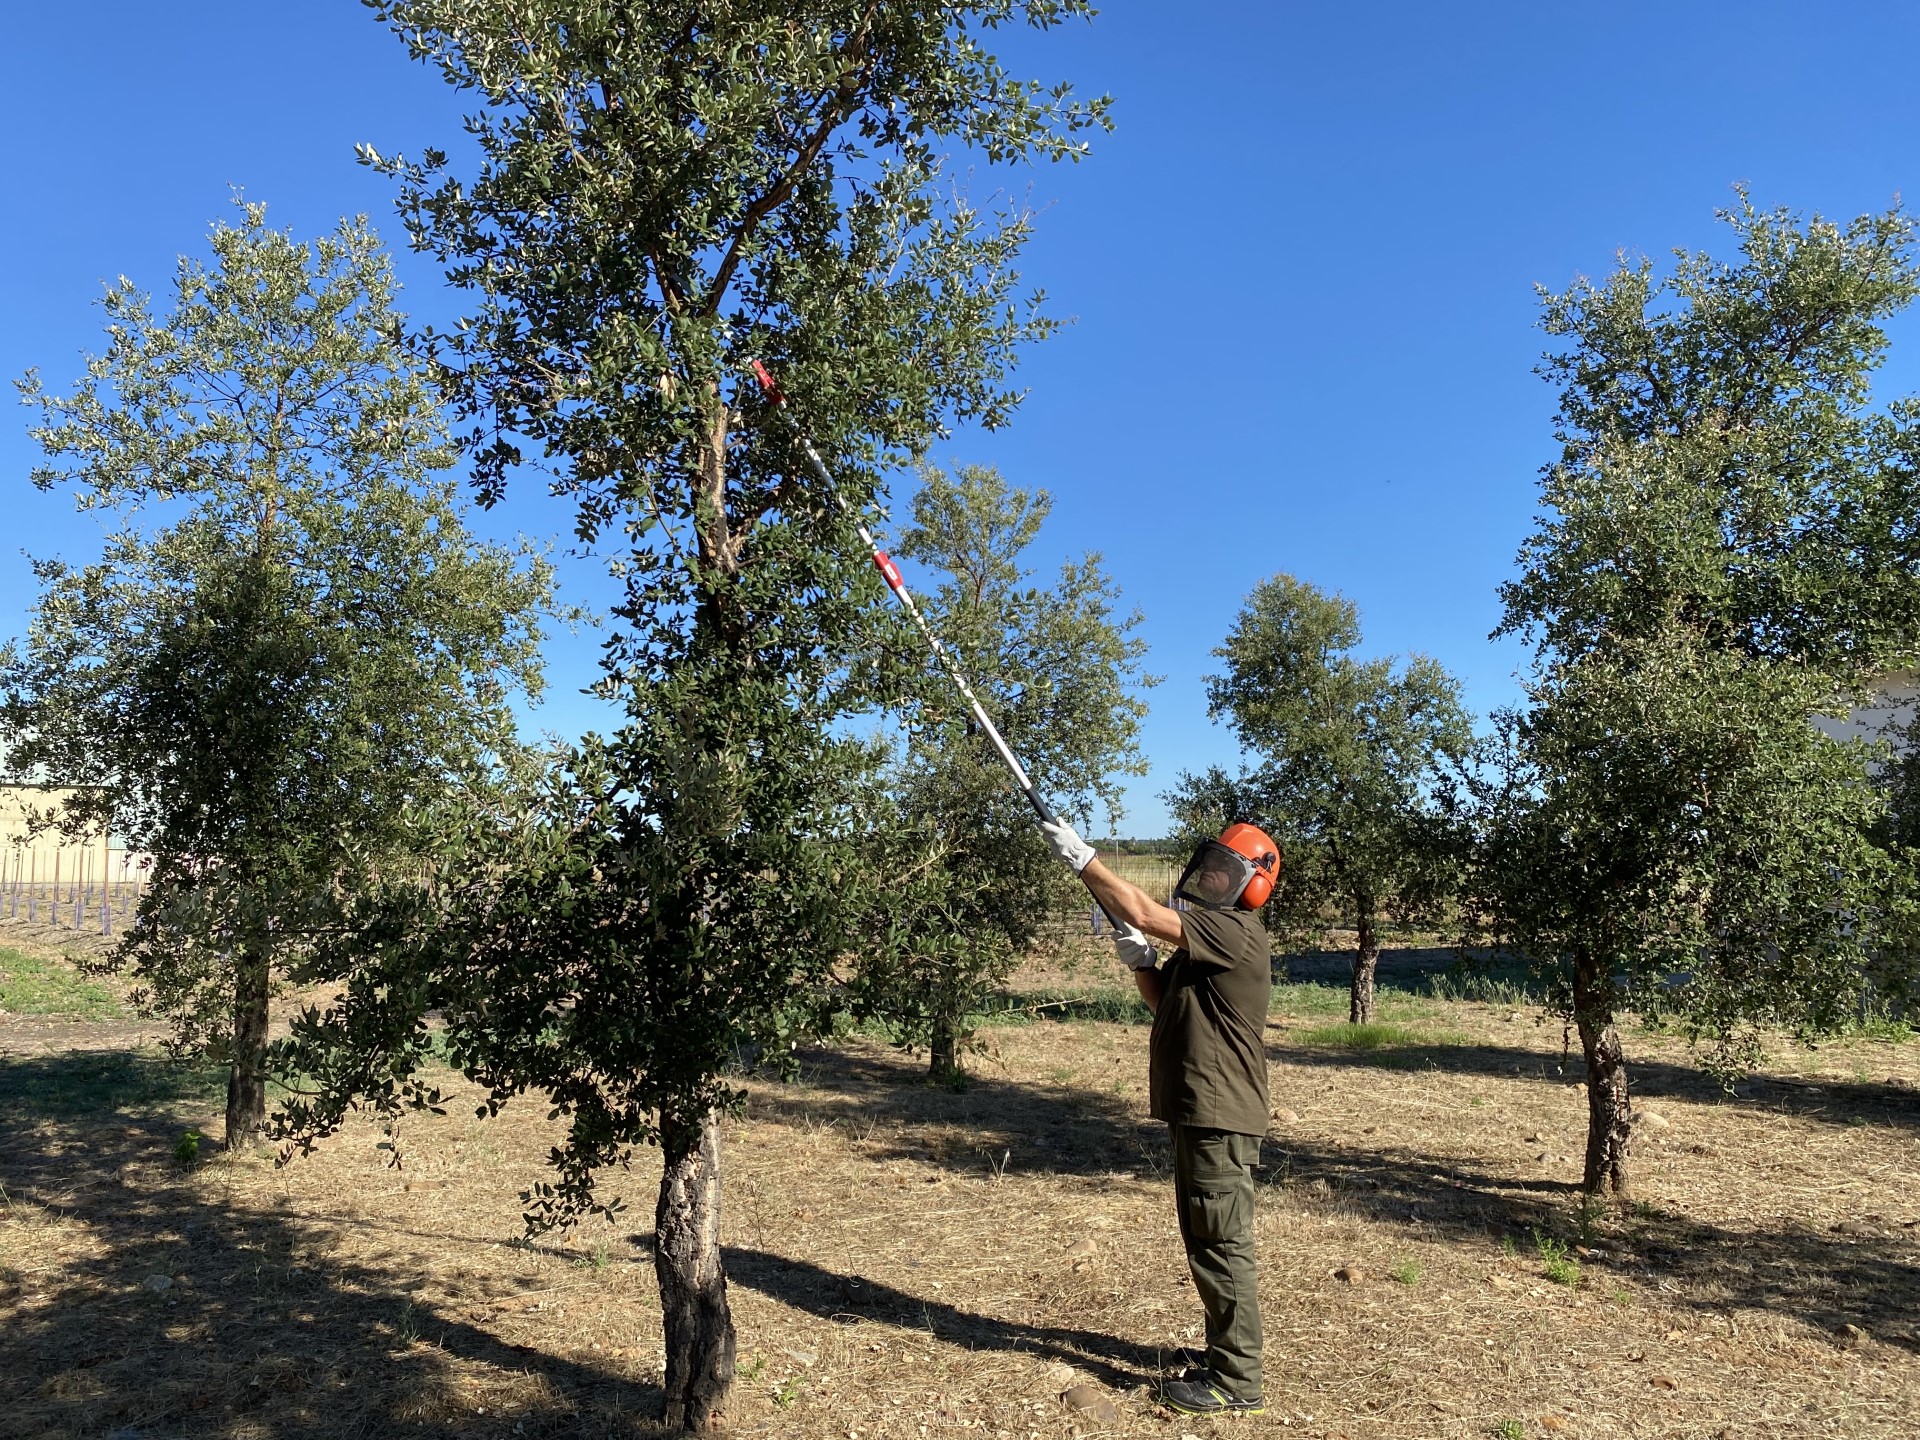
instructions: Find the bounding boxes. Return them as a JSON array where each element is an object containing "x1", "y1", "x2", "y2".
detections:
[{"x1": 1062, "y1": 1383, "x2": 1119, "y2": 1423}]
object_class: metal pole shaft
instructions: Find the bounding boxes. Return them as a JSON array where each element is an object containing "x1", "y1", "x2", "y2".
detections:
[
  {"x1": 750, "y1": 362, "x2": 1058, "y2": 823},
  {"x1": 747, "y1": 362, "x2": 1130, "y2": 940}
]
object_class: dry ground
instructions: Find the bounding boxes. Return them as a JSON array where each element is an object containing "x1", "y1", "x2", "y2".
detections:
[{"x1": 2, "y1": 936, "x2": 1917, "y2": 1440}]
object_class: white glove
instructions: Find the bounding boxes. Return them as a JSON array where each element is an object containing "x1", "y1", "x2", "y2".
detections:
[
  {"x1": 1039, "y1": 816, "x2": 1095, "y2": 873},
  {"x1": 1114, "y1": 922, "x2": 1159, "y2": 971}
]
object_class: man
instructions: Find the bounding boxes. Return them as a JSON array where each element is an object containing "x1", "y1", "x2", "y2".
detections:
[{"x1": 1040, "y1": 817, "x2": 1280, "y2": 1417}]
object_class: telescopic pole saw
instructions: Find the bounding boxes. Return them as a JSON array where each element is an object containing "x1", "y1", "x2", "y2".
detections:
[{"x1": 748, "y1": 361, "x2": 1121, "y2": 924}]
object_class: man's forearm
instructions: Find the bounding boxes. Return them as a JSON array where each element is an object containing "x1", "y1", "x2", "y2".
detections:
[
  {"x1": 1081, "y1": 858, "x2": 1185, "y2": 948},
  {"x1": 1081, "y1": 858, "x2": 1156, "y2": 928}
]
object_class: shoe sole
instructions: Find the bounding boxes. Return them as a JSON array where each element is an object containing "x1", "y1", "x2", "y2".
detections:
[{"x1": 1162, "y1": 1396, "x2": 1267, "y2": 1416}]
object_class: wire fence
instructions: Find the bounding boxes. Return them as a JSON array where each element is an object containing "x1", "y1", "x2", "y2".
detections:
[
  {"x1": 1085, "y1": 852, "x2": 1183, "y2": 936},
  {"x1": 0, "y1": 839, "x2": 1183, "y2": 942},
  {"x1": 0, "y1": 842, "x2": 149, "y2": 938}
]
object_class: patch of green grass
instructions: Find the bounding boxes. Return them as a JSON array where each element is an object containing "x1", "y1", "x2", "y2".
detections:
[
  {"x1": 977, "y1": 988, "x2": 1151, "y2": 1026},
  {"x1": 1489, "y1": 1422, "x2": 1525, "y2": 1440},
  {"x1": 1271, "y1": 982, "x2": 1352, "y2": 1017},
  {"x1": 1534, "y1": 1229, "x2": 1581, "y2": 1288},
  {"x1": 1425, "y1": 969, "x2": 1541, "y2": 1007},
  {"x1": 1839, "y1": 1009, "x2": 1917, "y2": 1042},
  {"x1": 0, "y1": 947, "x2": 123, "y2": 1019},
  {"x1": 1389, "y1": 1258, "x2": 1421, "y2": 1285},
  {"x1": 1290, "y1": 1021, "x2": 1466, "y2": 1051},
  {"x1": 0, "y1": 1048, "x2": 225, "y2": 1121}
]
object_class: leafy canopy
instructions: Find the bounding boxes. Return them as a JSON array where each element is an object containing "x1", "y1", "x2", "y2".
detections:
[
  {"x1": 1171, "y1": 574, "x2": 1470, "y2": 950},
  {"x1": 279, "y1": 2, "x2": 1112, "y2": 1227},
  {"x1": 849, "y1": 462, "x2": 1151, "y2": 1069},
  {"x1": 1476, "y1": 197, "x2": 1920, "y2": 1071},
  {"x1": 1502, "y1": 193, "x2": 1920, "y2": 685},
  {"x1": 4, "y1": 202, "x2": 550, "y2": 1057}
]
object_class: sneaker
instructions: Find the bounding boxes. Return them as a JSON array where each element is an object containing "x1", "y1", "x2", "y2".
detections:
[{"x1": 1160, "y1": 1369, "x2": 1265, "y2": 1416}]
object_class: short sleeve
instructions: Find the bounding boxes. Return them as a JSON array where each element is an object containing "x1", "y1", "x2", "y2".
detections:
[{"x1": 1178, "y1": 908, "x2": 1246, "y2": 973}]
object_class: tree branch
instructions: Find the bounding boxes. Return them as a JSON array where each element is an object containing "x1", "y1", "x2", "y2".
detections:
[{"x1": 698, "y1": 6, "x2": 881, "y2": 317}]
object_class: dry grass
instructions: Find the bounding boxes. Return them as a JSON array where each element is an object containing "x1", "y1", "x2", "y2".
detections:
[{"x1": 3, "y1": 945, "x2": 1918, "y2": 1439}]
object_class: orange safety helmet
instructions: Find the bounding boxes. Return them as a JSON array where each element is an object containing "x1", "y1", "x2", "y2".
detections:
[{"x1": 1174, "y1": 822, "x2": 1282, "y2": 911}]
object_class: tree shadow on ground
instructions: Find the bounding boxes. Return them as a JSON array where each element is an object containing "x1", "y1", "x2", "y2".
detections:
[
  {"x1": 1268, "y1": 1032, "x2": 1920, "y2": 1134},
  {"x1": 0, "y1": 1049, "x2": 667, "y2": 1439},
  {"x1": 724, "y1": 1248, "x2": 1167, "y2": 1392},
  {"x1": 756, "y1": 1040, "x2": 1920, "y2": 1354},
  {"x1": 1279, "y1": 942, "x2": 1516, "y2": 993}
]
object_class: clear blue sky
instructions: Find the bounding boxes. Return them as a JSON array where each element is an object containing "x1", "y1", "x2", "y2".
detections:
[{"x1": 9, "y1": 2, "x2": 1920, "y2": 834}]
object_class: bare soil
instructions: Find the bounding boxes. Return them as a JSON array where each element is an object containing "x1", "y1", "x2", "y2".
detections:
[{"x1": 2, "y1": 945, "x2": 1916, "y2": 1439}]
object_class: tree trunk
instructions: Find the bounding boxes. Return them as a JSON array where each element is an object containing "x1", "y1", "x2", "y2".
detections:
[
  {"x1": 929, "y1": 1019, "x2": 960, "y2": 1084},
  {"x1": 1571, "y1": 949, "x2": 1632, "y2": 1195},
  {"x1": 656, "y1": 1113, "x2": 735, "y2": 1431},
  {"x1": 1349, "y1": 902, "x2": 1379, "y2": 1025},
  {"x1": 225, "y1": 946, "x2": 270, "y2": 1149}
]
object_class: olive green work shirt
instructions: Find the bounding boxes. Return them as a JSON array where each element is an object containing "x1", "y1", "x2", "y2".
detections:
[{"x1": 1148, "y1": 906, "x2": 1272, "y2": 1137}]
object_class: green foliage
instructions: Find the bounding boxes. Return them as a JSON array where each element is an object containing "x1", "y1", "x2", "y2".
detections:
[
  {"x1": 847, "y1": 463, "x2": 1151, "y2": 1076},
  {"x1": 1389, "y1": 1258, "x2": 1421, "y2": 1286},
  {"x1": 1489, "y1": 1420, "x2": 1525, "y2": 1440},
  {"x1": 4, "y1": 204, "x2": 551, "y2": 1133},
  {"x1": 1475, "y1": 639, "x2": 1903, "y2": 1076},
  {"x1": 1167, "y1": 576, "x2": 1471, "y2": 1016},
  {"x1": 1290, "y1": 1020, "x2": 1463, "y2": 1050},
  {"x1": 173, "y1": 1128, "x2": 202, "y2": 1168},
  {"x1": 0, "y1": 948, "x2": 123, "y2": 1019},
  {"x1": 1503, "y1": 194, "x2": 1920, "y2": 681},
  {"x1": 1534, "y1": 1230, "x2": 1581, "y2": 1288},
  {"x1": 1467, "y1": 199, "x2": 1920, "y2": 1180}
]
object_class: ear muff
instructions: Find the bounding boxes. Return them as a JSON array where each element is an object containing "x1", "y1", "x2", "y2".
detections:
[
  {"x1": 1217, "y1": 822, "x2": 1281, "y2": 910},
  {"x1": 1238, "y1": 868, "x2": 1275, "y2": 911}
]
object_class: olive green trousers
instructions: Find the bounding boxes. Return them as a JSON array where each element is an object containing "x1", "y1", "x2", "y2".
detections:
[{"x1": 1170, "y1": 1123, "x2": 1263, "y2": 1400}]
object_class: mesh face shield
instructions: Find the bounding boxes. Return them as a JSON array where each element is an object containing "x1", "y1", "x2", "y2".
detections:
[{"x1": 1174, "y1": 840, "x2": 1261, "y2": 911}]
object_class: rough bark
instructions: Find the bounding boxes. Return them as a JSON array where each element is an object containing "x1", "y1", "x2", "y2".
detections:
[
  {"x1": 225, "y1": 947, "x2": 270, "y2": 1149},
  {"x1": 1572, "y1": 949, "x2": 1632, "y2": 1195},
  {"x1": 656, "y1": 1113, "x2": 735, "y2": 1431},
  {"x1": 1349, "y1": 902, "x2": 1379, "y2": 1025},
  {"x1": 929, "y1": 1019, "x2": 959, "y2": 1084}
]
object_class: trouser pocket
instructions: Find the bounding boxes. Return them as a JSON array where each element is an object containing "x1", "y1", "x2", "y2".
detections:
[
  {"x1": 1173, "y1": 1126, "x2": 1256, "y2": 1246},
  {"x1": 1184, "y1": 1177, "x2": 1250, "y2": 1242}
]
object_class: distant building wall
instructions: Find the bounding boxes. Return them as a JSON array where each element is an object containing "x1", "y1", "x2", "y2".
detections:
[{"x1": 0, "y1": 785, "x2": 147, "y2": 894}]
